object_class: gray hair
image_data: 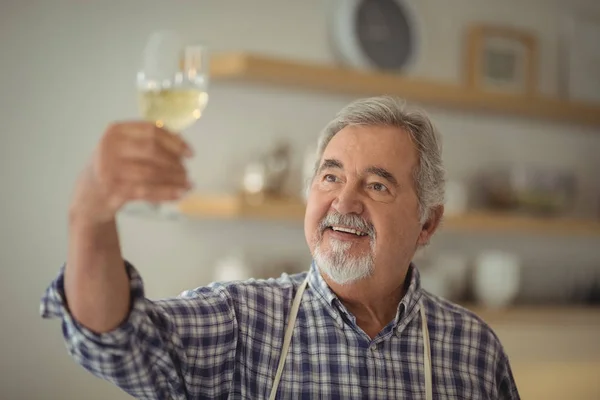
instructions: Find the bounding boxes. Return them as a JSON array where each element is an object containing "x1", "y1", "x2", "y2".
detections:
[{"x1": 310, "y1": 96, "x2": 446, "y2": 224}]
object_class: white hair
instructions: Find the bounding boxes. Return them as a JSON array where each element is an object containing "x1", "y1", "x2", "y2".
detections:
[{"x1": 309, "y1": 96, "x2": 446, "y2": 223}]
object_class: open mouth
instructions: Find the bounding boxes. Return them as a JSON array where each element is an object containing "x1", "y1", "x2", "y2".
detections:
[{"x1": 327, "y1": 225, "x2": 368, "y2": 237}]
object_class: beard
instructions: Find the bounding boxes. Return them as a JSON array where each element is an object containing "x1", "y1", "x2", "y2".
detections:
[{"x1": 312, "y1": 211, "x2": 376, "y2": 285}]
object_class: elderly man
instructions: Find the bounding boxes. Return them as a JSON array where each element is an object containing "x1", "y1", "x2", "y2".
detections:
[{"x1": 41, "y1": 96, "x2": 520, "y2": 399}]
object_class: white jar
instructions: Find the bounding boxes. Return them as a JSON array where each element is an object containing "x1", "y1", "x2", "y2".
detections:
[
  {"x1": 444, "y1": 180, "x2": 468, "y2": 216},
  {"x1": 213, "y1": 251, "x2": 252, "y2": 283},
  {"x1": 301, "y1": 145, "x2": 318, "y2": 201},
  {"x1": 473, "y1": 251, "x2": 521, "y2": 309}
]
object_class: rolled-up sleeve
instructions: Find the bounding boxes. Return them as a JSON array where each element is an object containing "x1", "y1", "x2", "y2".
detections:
[{"x1": 40, "y1": 261, "x2": 238, "y2": 400}]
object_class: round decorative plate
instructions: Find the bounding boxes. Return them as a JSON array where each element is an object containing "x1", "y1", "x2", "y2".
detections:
[{"x1": 329, "y1": 0, "x2": 421, "y2": 72}]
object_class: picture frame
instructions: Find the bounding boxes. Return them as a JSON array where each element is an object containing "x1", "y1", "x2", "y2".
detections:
[
  {"x1": 558, "y1": 13, "x2": 600, "y2": 104},
  {"x1": 465, "y1": 24, "x2": 539, "y2": 95}
]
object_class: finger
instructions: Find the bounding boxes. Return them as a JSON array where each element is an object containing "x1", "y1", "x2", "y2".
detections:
[
  {"x1": 118, "y1": 161, "x2": 190, "y2": 187},
  {"x1": 119, "y1": 138, "x2": 187, "y2": 173},
  {"x1": 110, "y1": 121, "x2": 158, "y2": 140},
  {"x1": 117, "y1": 122, "x2": 193, "y2": 158},
  {"x1": 155, "y1": 128, "x2": 194, "y2": 158}
]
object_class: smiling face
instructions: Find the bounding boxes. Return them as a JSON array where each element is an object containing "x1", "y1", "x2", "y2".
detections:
[{"x1": 305, "y1": 124, "x2": 434, "y2": 285}]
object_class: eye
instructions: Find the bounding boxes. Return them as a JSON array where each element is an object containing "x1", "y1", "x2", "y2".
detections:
[
  {"x1": 323, "y1": 174, "x2": 338, "y2": 183},
  {"x1": 370, "y1": 182, "x2": 388, "y2": 192}
]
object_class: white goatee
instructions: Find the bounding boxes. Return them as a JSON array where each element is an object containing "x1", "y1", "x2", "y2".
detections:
[{"x1": 312, "y1": 212, "x2": 376, "y2": 285}]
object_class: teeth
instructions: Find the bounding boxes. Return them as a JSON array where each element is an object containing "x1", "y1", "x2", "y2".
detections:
[{"x1": 331, "y1": 226, "x2": 367, "y2": 236}]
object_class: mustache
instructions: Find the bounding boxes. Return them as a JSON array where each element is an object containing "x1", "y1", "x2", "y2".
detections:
[{"x1": 318, "y1": 212, "x2": 375, "y2": 237}]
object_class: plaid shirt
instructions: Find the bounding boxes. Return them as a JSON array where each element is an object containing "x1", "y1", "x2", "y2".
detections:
[{"x1": 40, "y1": 261, "x2": 520, "y2": 399}]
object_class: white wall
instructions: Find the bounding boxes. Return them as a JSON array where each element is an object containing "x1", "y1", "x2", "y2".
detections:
[{"x1": 1, "y1": 1, "x2": 599, "y2": 399}]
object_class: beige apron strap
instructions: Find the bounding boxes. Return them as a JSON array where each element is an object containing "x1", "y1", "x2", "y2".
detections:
[
  {"x1": 268, "y1": 275, "x2": 309, "y2": 400},
  {"x1": 420, "y1": 303, "x2": 433, "y2": 400}
]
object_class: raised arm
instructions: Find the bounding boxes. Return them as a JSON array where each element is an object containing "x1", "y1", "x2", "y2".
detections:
[
  {"x1": 64, "y1": 121, "x2": 192, "y2": 333},
  {"x1": 40, "y1": 122, "x2": 238, "y2": 399}
]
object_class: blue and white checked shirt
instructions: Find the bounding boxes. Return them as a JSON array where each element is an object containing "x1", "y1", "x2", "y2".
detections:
[{"x1": 40, "y1": 261, "x2": 520, "y2": 399}]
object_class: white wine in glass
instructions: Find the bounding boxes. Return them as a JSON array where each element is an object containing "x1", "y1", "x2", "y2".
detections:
[
  {"x1": 133, "y1": 31, "x2": 210, "y2": 216},
  {"x1": 139, "y1": 88, "x2": 208, "y2": 132},
  {"x1": 138, "y1": 32, "x2": 209, "y2": 132}
]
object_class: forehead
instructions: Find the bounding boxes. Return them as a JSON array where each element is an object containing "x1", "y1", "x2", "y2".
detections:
[{"x1": 323, "y1": 125, "x2": 418, "y2": 172}]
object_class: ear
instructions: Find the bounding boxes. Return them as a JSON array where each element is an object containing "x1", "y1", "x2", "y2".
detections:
[{"x1": 417, "y1": 205, "x2": 444, "y2": 246}]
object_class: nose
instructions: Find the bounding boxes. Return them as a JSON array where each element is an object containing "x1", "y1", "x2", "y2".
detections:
[{"x1": 332, "y1": 184, "x2": 364, "y2": 215}]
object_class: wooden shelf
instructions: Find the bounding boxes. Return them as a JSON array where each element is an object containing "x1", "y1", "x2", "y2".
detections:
[
  {"x1": 442, "y1": 211, "x2": 600, "y2": 236},
  {"x1": 510, "y1": 361, "x2": 600, "y2": 400},
  {"x1": 209, "y1": 52, "x2": 600, "y2": 127},
  {"x1": 463, "y1": 304, "x2": 600, "y2": 326},
  {"x1": 178, "y1": 194, "x2": 600, "y2": 236},
  {"x1": 178, "y1": 194, "x2": 306, "y2": 221}
]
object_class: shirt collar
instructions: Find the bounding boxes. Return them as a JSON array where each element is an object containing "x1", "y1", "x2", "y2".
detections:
[
  {"x1": 307, "y1": 260, "x2": 423, "y2": 330},
  {"x1": 308, "y1": 261, "x2": 339, "y2": 306}
]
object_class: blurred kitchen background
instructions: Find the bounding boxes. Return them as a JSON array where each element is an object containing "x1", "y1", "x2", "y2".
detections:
[{"x1": 1, "y1": 0, "x2": 600, "y2": 399}]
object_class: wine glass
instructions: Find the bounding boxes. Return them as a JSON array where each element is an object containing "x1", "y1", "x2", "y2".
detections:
[{"x1": 132, "y1": 30, "x2": 209, "y2": 217}]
